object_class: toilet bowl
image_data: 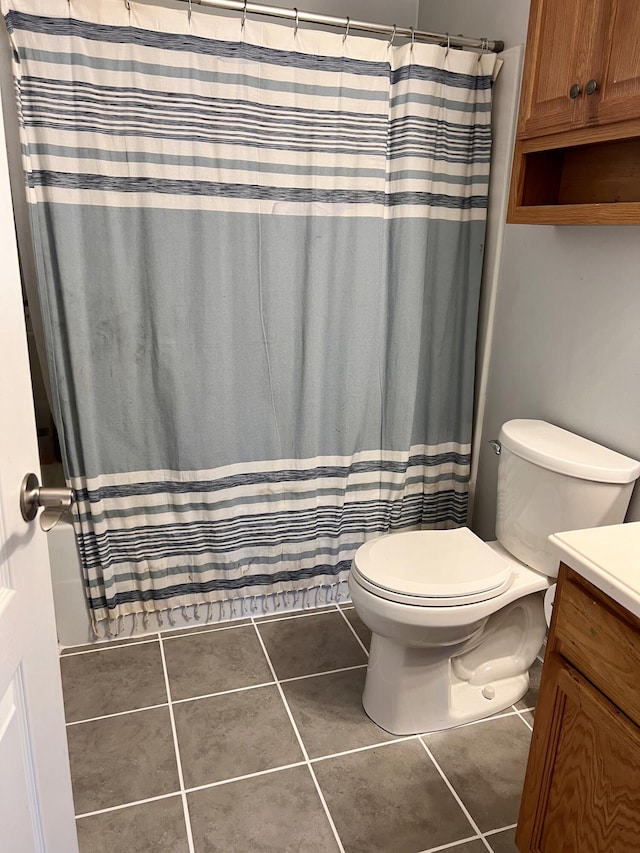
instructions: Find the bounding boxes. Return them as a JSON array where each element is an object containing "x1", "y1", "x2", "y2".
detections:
[
  {"x1": 349, "y1": 532, "x2": 549, "y2": 734},
  {"x1": 349, "y1": 420, "x2": 640, "y2": 735}
]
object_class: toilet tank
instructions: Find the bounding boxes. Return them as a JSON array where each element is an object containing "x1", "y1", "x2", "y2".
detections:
[{"x1": 495, "y1": 420, "x2": 640, "y2": 578}]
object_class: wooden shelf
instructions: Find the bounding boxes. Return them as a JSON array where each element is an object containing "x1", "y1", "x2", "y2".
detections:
[{"x1": 508, "y1": 135, "x2": 640, "y2": 224}]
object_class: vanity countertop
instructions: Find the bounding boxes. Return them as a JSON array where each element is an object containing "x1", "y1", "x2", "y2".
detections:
[{"x1": 549, "y1": 521, "x2": 640, "y2": 619}]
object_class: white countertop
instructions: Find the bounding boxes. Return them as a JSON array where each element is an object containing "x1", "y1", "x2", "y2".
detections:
[{"x1": 549, "y1": 522, "x2": 640, "y2": 619}]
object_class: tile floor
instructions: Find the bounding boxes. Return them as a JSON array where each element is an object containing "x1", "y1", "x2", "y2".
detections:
[{"x1": 60, "y1": 604, "x2": 542, "y2": 853}]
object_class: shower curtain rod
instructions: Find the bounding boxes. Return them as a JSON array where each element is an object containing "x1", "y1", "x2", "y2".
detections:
[{"x1": 172, "y1": 0, "x2": 504, "y2": 53}]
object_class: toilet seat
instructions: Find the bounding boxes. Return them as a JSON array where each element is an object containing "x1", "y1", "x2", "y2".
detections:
[{"x1": 352, "y1": 528, "x2": 515, "y2": 607}]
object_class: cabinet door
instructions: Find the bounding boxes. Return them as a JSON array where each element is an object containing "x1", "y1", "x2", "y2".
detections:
[
  {"x1": 595, "y1": 0, "x2": 640, "y2": 126},
  {"x1": 517, "y1": 0, "x2": 604, "y2": 139},
  {"x1": 516, "y1": 655, "x2": 640, "y2": 853}
]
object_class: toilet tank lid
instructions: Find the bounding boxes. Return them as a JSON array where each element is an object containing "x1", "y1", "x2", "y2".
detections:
[{"x1": 499, "y1": 420, "x2": 640, "y2": 484}]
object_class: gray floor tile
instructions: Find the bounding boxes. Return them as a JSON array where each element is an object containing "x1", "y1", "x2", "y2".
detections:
[
  {"x1": 515, "y1": 657, "x2": 543, "y2": 710},
  {"x1": 341, "y1": 607, "x2": 371, "y2": 649},
  {"x1": 282, "y1": 668, "x2": 394, "y2": 758},
  {"x1": 76, "y1": 796, "x2": 189, "y2": 853},
  {"x1": 257, "y1": 611, "x2": 368, "y2": 679},
  {"x1": 424, "y1": 715, "x2": 531, "y2": 833},
  {"x1": 61, "y1": 641, "x2": 166, "y2": 722},
  {"x1": 188, "y1": 765, "x2": 339, "y2": 852},
  {"x1": 67, "y1": 707, "x2": 179, "y2": 814},
  {"x1": 486, "y1": 826, "x2": 519, "y2": 852},
  {"x1": 173, "y1": 685, "x2": 304, "y2": 788},
  {"x1": 313, "y1": 740, "x2": 474, "y2": 853},
  {"x1": 162, "y1": 624, "x2": 272, "y2": 700}
]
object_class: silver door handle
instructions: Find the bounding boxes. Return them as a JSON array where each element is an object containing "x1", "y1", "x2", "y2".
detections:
[{"x1": 20, "y1": 472, "x2": 73, "y2": 531}]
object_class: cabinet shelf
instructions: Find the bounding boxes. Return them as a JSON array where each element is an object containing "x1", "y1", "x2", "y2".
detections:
[{"x1": 508, "y1": 135, "x2": 640, "y2": 224}]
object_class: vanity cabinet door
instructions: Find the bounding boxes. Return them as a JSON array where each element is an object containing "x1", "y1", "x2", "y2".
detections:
[{"x1": 516, "y1": 654, "x2": 640, "y2": 853}]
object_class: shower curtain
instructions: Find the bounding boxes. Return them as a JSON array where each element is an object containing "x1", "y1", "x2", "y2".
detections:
[{"x1": 2, "y1": 0, "x2": 500, "y2": 632}]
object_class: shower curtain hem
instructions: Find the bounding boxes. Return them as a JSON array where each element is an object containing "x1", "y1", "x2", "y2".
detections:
[{"x1": 91, "y1": 577, "x2": 352, "y2": 638}]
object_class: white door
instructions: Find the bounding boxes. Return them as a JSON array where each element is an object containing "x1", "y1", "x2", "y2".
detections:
[{"x1": 0, "y1": 76, "x2": 78, "y2": 852}]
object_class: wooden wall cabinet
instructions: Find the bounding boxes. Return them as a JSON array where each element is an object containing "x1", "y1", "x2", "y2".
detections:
[
  {"x1": 508, "y1": 0, "x2": 640, "y2": 224},
  {"x1": 516, "y1": 565, "x2": 640, "y2": 852}
]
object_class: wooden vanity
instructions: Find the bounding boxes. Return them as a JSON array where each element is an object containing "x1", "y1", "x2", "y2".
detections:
[{"x1": 516, "y1": 523, "x2": 640, "y2": 852}]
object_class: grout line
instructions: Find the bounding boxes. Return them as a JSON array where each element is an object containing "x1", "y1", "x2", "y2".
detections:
[
  {"x1": 417, "y1": 835, "x2": 483, "y2": 853},
  {"x1": 60, "y1": 636, "x2": 161, "y2": 656},
  {"x1": 170, "y1": 680, "x2": 276, "y2": 705},
  {"x1": 160, "y1": 620, "x2": 254, "y2": 641},
  {"x1": 66, "y1": 702, "x2": 170, "y2": 727},
  {"x1": 335, "y1": 606, "x2": 369, "y2": 657},
  {"x1": 515, "y1": 709, "x2": 534, "y2": 733},
  {"x1": 449, "y1": 707, "x2": 527, "y2": 731},
  {"x1": 158, "y1": 634, "x2": 196, "y2": 853},
  {"x1": 75, "y1": 790, "x2": 183, "y2": 820},
  {"x1": 415, "y1": 821, "x2": 518, "y2": 853},
  {"x1": 418, "y1": 738, "x2": 493, "y2": 853},
  {"x1": 252, "y1": 607, "x2": 340, "y2": 626},
  {"x1": 280, "y1": 664, "x2": 367, "y2": 684},
  {"x1": 310, "y1": 735, "x2": 418, "y2": 764},
  {"x1": 184, "y1": 760, "x2": 308, "y2": 794},
  {"x1": 251, "y1": 621, "x2": 346, "y2": 853},
  {"x1": 484, "y1": 823, "x2": 517, "y2": 837}
]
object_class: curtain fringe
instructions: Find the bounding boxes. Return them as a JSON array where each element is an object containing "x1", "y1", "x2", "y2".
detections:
[{"x1": 93, "y1": 579, "x2": 351, "y2": 640}]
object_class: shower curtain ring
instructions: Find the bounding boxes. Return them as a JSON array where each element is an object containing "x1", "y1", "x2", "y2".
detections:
[
  {"x1": 124, "y1": 0, "x2": 131, "y2": 10},
  {"x1": 188, "y1": 0, "x2": 192, "y2": 24},
  {"x1": 241, "y1": 0, "x2": 247, "y2": 31},
  {"x1": 410, "y1": 26, "x2": 415, "y2": 51},
  {"x1": 478, "y1": 37, "x2": 488, "y2": 60},
  {"x1": 342, "y1": 16, "x2": 350, "y2": 44},
  {"x1": 388, "y1": 24, "x2": 397, "y2": 47},
  {"x1": 293, "y1": 7, "x2": 299, "y2": 37},
  {"x1": 445, "y1": 32, "x2": 450, "y2": 58}
]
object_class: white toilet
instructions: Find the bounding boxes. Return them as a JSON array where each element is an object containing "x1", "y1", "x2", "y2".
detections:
[{"x1": 349, "y1": 419, "x2": 640, "y2": 735}]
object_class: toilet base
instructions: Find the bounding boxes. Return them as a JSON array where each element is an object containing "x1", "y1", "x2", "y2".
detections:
[
  {"x1": 363, "y1": 649, "x2": 529, "y2": 734},
  {"x1": 361, "y1": 594, "x2": 545, "y2": 734}
]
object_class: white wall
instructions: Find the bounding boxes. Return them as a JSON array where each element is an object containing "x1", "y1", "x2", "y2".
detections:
[
  {"x1": 473, "y1": 225, "x2": 640, "y2": 539},
  {"x1": 180, "y1": 0, "x2": 419, "y2": 29},
  {"x1": 417, "y1": 0, "x2": 640, "y2": 537},
  {"x1": 298, "y1": 0, "x2": 418, "y2": 27},
  {"x1": 418, "y1": 0, "x2": 529, "y2": 49}
]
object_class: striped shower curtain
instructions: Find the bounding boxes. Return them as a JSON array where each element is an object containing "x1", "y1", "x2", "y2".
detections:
[{"x1": 2, "y1": 0, "x2": 499, "y2": 633}]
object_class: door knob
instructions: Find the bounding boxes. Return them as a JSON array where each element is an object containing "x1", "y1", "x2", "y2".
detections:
[
  {"x1": 585, "y1": 79, "x2": 598, "y2": 95},
  {"x1": 569, "y1": 83, "x2": 582, "y2": 99},
  {"x1": 20, "y1": 472, "x2": 73, "y2": 531}
]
